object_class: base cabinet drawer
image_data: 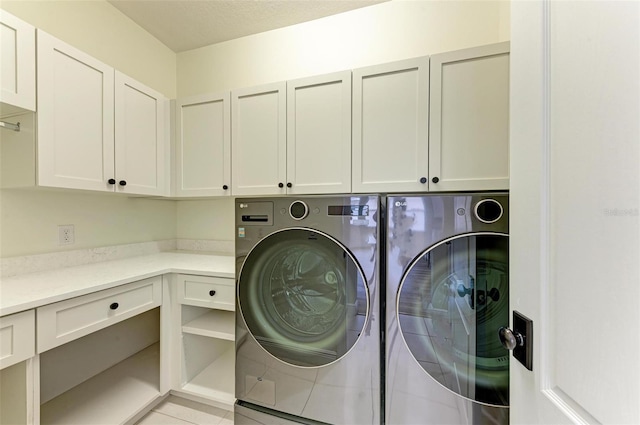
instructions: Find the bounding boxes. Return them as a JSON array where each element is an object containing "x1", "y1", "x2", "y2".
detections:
[
  {"x1": 37, "y1": 276, "x2": 162, "y2": 353},
  {"x1": 0, "y1": 310, "x2": 35, "y2": 370},
  {"x1": 177, "y1": 275, "x2": 234, "y2": 311}
]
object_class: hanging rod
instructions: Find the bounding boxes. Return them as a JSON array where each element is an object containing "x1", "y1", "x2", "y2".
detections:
[{"x1": 0, "y1": 120, "x2": 20, "y2": 132}]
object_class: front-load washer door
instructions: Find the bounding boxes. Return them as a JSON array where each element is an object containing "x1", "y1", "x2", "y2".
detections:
[
  {"x1": 238, "y1": 228, "x2": 369, "y2": 368},
  {"x1": 397, "y1": 233, "x2": 509, "y2": 407}
]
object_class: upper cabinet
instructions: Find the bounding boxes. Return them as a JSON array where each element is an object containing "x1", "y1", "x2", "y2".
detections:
[
  {"x1": 175, "y1": 92, "x2": 231, "y2": 197},
  {"x1": 231, "y1": 82, "x2": 287, "y2": 196},
  {"x1": 115, "y1": 71, "x2": 167, "y2": 196},
  {"x1": 36, "y1": 30, "x2": 167, "y2": 195},
  {"x1": 0, "y1": 10, "x2": 35, "y2": 116},
  {"x1": 286, "y1": 71, "x2": 352, "y2": 195},
  {"x1": 428, "y1": 42, "x2": 510, "y2": 191},
  {"x1": 352, "y1": 57, "x2": 430, "y2": 193},
  {"x1": 37, "y1": 30, "x2": 115, "y2": 192},
  {"x1": 1, "y1": 16, "x2": 507, "y2": 198},
  {"x1": 230, "y1": 72, "x2": 352, "y2": 197}
]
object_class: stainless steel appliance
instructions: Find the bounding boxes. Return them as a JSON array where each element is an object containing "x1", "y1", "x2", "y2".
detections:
[
  {"x1": 235, "y1": 196, "x2": 381, "y2": 425},
  {"x1": 386, "y1": 193, "x2": 509, "y2": 424}
]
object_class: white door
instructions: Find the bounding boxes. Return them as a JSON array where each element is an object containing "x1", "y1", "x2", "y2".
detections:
[
  {"x1": 175, "y1": 92, "x2": 231, "y2": 197},
  {"x1": 231, "y1": 82, "x2": 286, "y2": 196},
  {"x1": 37, "y1": 30, "x2": 115, "y2": 192},
  {"x1": 286, "y1": 71, "x2": 351, "y2": 195},
  {"x1": 0, "y1": 10, "x2": 35, "y2": 115},
  {"x1": 115, "y1": 71, "x2": 167, "y2": 196},
  {"x1": 352, "y1": 57, "x2": 430, "y2": 193},
  {"x1": 510, "y1": 1, "x2": 639, "y2": 424},
  {"x1": 429, "y1": 42, "x2": 510, "y2": 192}
]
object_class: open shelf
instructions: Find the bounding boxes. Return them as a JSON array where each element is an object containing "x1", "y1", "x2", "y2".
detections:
[
  {"x1": 181, "y1": 341, "x2": 235, "y2": 409},
  {"x1": 1, "y1": 361, "x2": 30, "y2": 425},
  {"x1": 40, "y1": 343, "x2": 160, "y2": 425},
  {"x1": 182, "y1": 309, "x2": 234, "y2": 341}
]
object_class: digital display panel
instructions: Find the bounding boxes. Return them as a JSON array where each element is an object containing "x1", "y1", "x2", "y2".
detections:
[{"x1": 327, "y1": 205, "x2": 369, "y2": 217}]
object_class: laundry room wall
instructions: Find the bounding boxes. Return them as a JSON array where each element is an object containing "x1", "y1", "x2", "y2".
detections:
[
  {"x1": 174, "y1": 0, "x2": 511, "y2": 245},
  {"x1": 177, "y1": 1, "x2": 510, "y2": 96},
  {"x1": 0, "y1": 1, "x2": 178, "y2": 258},
  {"x1": 0, "y1": 0, "x2": 176, "y2": 97}
]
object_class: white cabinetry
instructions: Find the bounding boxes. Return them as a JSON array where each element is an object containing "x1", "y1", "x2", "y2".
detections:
[
  {"x1": 175, "y1": 92, "x2": 231, "y2": 197},
  {"x1": 35, "y1": 30, "x2": 167, "y2": 195},
  {"x1": 352, "y1": 57, "x2": 430, "y2": 193},
  {"x1": 428, "y1": 42, "x2": 510, "y2": 191},
  {"x1": 0, "y1": 310, "x2": 36, "y2": 425},
  {"x1": 37, "y1": 277, "x2": 164, "y2": 425},
  {"x1": 173, "y1": 274, "x2": 235, "y2": 410},
  {"x1": 0, "y1": 10, "x2": 35, "y2": 116},
  {"x1": 232, "y1": 82, "x2": 286, "y2": 196},
  {"x1": 115, "y1": 71, "x2": 168, "y2": 196},
  {"x1": 0, "y1": 309, "x2": 35, "y2": 369},
  {"x1": 232, "y1": 72, "x2": 351, "y2": 196},
  {"x1": 286, "y1": 71, "x2": 351, "y2": 194},
  {"x1": 37, "y1": 30, "x2": 115, "y2": 192}
]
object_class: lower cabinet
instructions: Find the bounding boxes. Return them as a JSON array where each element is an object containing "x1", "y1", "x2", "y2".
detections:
[
  {"x1": 37, "y1": 276, "x2": 164, "y2": 425},
  {"x1": 172, "y1": 274, "x2": 235, "y2": 410},
  {"x1": 0, "y1": 272, "x2": 236, "y2": 423},
  {"x1": 0, "y1": 310, "x2": 36, "y2": 425}
]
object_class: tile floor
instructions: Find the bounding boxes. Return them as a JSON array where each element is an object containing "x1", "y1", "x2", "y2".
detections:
[{"x1": 136, "y1": 396, "x2": 233, "y2": 425}]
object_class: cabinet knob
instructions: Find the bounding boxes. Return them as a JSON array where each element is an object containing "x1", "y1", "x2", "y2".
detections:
[
  {"x1": 119, "y1": 180, "x2": 127, "y2": 186},
  {"x1": 420, "y1": 177, "x2": 427, "y2": 184},
  {"x1": 110, "y1": 302, "x2": 119, "y2": 310},
  {"x1": 108, "y1": 178, "x2": 116, "y2": 185},
  {"x1": 286, "y1": 182, "x2": 292, "y2": 188},
  {"x1": 222, "y1": 185, "x2": 228, "y2": 190},
  {"x1": 278, "y1": 182, "x2": 284, "y2": 188},
  {"x1": 432, "y1": 177, "x2": 440, "y2": 184},
  {"x1": 209, "y1": 290, "x2": 216, "y2": 297}
]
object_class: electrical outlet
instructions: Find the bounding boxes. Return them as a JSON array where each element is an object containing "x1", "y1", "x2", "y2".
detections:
[{"x1": 58, "y1": 224, "x2": 75, "y2": 245}]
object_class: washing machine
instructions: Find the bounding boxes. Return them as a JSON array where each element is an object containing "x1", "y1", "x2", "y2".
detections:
[
  {"x1": 234, "y1": 196, "x2": 381, "y2": 425},
  {"x1": 386, "y1": 193, "x2": 509, "y2": 424}
]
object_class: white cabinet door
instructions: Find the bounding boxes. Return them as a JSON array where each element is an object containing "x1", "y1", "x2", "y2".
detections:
[
  {"x1": 0, "y1": 10, "x2": 35, "y2": 116},
  {"x1": 232, "y1": 82, "x2": 286, "y2": 196},
  {"x1": 352, "y1": 57, "x2": 430, "y2": 193},
  {"x1": 286, "y1": 71, "x2": 351, "y2": 194},
  {"x1": 175, "y1": 92, "x2": 231, "y2": 197},
  {"x1": 0, "y1": 310, "x2": 35, "y2": 370},
  {"x1": 115, "y1": 71, "x2": 167, "y2": 196},
  {"x1": 37, "y1": 30, "x2": 115, "y2": 192},
  {"x1": 510, "y1": 1, "x2": 639, "y2": 424},
  {"x1": 429, "y1": 42, "x2": 510, "y2": 191}
]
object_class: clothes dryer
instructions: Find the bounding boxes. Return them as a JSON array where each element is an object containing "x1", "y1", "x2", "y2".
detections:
[
  {"x1": 386, "y1": 193, "x2": 509, "y2": 424},
  {"x1": 235, "y1": 196, "x2": 381, "y2": 425}
]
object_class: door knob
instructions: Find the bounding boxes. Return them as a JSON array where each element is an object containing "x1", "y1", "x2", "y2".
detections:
[
  {"x1": 499, "y1": 310, "x2": 534, "y2": 371},
  {"x1": 498, "y1": 327, "x2": 524, "y2": 350}
]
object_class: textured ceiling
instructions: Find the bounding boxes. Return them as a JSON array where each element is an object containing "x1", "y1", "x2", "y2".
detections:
[{"x1": 108, "y1": 0, "x2": 386, "y2": 53}]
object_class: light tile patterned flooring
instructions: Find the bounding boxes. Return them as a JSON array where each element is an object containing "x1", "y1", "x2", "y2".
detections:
[{"x1": 136, "y1": 396, "x2": 233, "y2": 425}]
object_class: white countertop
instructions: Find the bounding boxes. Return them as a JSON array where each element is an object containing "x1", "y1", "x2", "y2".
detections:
[{"x1": 0, "y1": 252, "x2": 235, "y2": 316}]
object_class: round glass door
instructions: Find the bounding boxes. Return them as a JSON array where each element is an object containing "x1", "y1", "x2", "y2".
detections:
[
  {"x1": 238, "y1": 228, "x2": 369, "y2": 367},
  {"x1": 397, "y1": 233, "x2": 509, "y2": 406}
]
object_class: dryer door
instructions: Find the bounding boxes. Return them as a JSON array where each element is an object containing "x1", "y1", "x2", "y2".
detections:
[
  {"x1": 397, "y1": 232, "x2": 509, "y2": 406},
  {"x1": 238, "y1": 228, "x2": 369, "y2": 367}
]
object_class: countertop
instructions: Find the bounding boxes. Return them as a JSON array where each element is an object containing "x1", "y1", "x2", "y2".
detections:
[{"x1": 0, "y1": 252, "x2": 235, "y2": 316}]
